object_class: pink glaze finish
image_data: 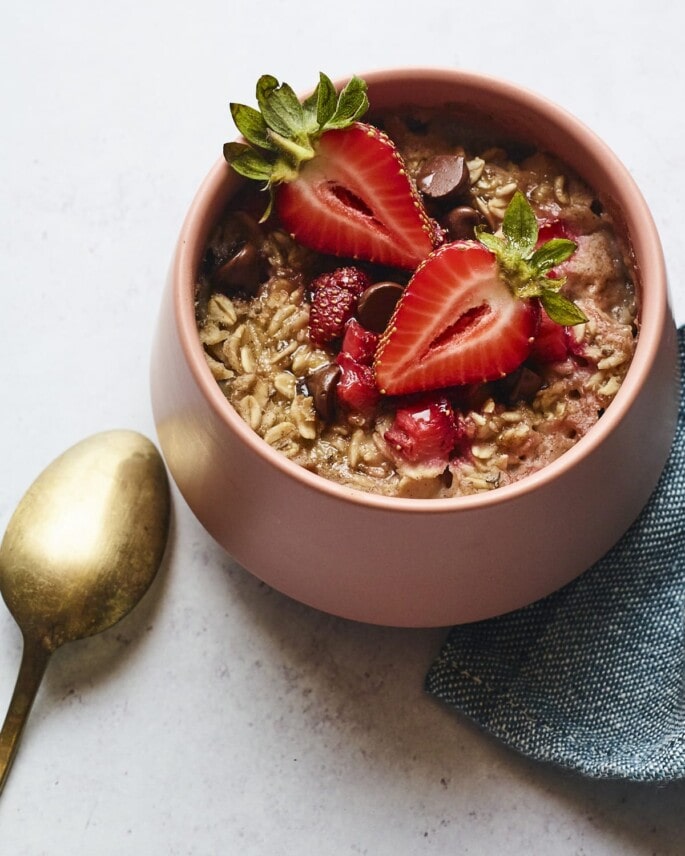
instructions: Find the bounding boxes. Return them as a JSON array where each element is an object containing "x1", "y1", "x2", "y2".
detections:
[{"x1": 150, "y1": 68, "x2": 679, "y2": 627}]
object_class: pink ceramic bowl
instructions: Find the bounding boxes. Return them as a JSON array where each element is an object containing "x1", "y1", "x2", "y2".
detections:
[{"x1": 151, "y1": 68, "x2": 679, "y2": 627}]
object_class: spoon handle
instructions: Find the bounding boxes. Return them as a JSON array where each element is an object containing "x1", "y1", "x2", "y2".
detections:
[{"x1": 0, "y1": 637, "x2": 52, "y2": 795}]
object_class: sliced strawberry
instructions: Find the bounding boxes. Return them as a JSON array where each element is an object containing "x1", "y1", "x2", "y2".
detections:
[
  {"x1": 384, "y1": 396, "x2": 463, "y2": 468},
  {"x1": 374, "y1": 242, "x2": 539, "y2": 396},
  {"x1": 336, "y1": 352, "x2": 381, "y2": 413},
  {"x1": 276, "y1": 123, "x2": 438, "y2": 269},
  {"x1": 340, "y1": 318, "x2": 379, "y2": 365},
  {"x1": 227, "y1": 75, "x2": 439, "y2": 269}
]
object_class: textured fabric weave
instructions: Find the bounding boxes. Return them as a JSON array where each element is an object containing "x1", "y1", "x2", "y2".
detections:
[{"x1": 425, "y1": 327, "x2": 685, "y2": 781}]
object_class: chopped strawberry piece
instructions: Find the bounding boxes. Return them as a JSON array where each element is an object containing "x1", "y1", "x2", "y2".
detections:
[
  {"x1": 336, "y1": 352, "x2": 381, "y2": 413},
  {"x1": 529, "y1": 221, "x2": 581, "y2": 359},
  {"x1": 530, "y1": 309, "x2": 571, "y2": 363},
  {"x1": 537, "y1": 220, "x2": 573, "y2": 245},
  {"x1": 276, "y1": 124, "x2": 439, "y2": 269},
  {"x1": 374, "y1": 242, "x2": 539, "y2": 396},
  {"x1": 385, "y1": 397, "x2": 463, "y2": 467},
  {"x1": 340, "y1": 318, "x2": 379, "y2": 365}
]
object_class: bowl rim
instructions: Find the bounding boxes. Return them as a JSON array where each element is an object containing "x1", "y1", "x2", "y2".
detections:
[{"x1": 172, "y1": 66, "x2": 669, "y2": 515}]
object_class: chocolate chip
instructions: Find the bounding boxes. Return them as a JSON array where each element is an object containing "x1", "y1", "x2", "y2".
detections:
[
  {"x1": 305, "y1": 364, "x2": 341, "y2": 422},
  {"x1": 211, "y1": 242, "x2": 262, "y2": 296},
  {"x1": 441, "y1": 206, "x2": 483, "y2": 241},
  {"x1": 357, "y1": 281, "x2": 404, "y2": 333},
  {"x1": 232, "y1": 211, "x2": 263, "y2": 245},
  {"x1": 404, "y1": 114, "x2": 430, "y2": 134},
  {"x1": 499, "y1": 366, "x2": 544, "y2": 405},
  {"x1": 418, "y1": 155, "x2": 470, "y2": 203}
]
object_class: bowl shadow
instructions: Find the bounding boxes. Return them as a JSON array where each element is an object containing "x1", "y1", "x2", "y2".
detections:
[{"x1": 212, "y1": 540, "x2": 685, "y2": 852}]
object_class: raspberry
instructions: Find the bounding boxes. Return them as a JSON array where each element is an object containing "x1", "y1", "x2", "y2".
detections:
[
  {"x1": 308, "y1": 267, "x2": 372, "y2": 346},
  {"x1": 309, "y1": 285, "x2": 357, "y2": 346},
  {"x1": 312, "y1": 266, "x2": 371, "y2": 298}
]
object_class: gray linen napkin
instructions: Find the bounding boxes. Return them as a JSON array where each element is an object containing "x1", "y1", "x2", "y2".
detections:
[{"x1": 425, "y1": 326, "x2": 685, "y2": 782}]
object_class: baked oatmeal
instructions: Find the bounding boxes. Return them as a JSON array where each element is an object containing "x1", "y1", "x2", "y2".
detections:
[{"x1": 195, "y1": 75, "x2": 637, "y2": 499}]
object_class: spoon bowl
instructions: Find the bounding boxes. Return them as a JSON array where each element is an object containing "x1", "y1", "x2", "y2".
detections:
[{"x1": 0, "y1": 429, "x2": 170, "y2": 793}]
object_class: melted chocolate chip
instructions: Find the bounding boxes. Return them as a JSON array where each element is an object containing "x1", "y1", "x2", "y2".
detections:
[
  {"x1": 232, "y1": 211, "x2": 263, "y2": 245},
  {"x1": 204, "y1": 210, "x2": 267, "y2": 296},
  {"x1": 305, "y1": 364, "x2": 341, "y2": 421},
  {"x1": 418, "y1": 155, "x2": 470, "y2": 203},
  {"x1": 357, "y1": 281, "x2": 405, "y2": 333},
  {"x1": 499, "y1": 366, "x2": 544, "y2": 405},
  {"x1": 404, "y1": 114, "x2": 430, "y2": 134},
  {"x1": 211, "y1": 243, "x2": 263, "y2": 296},
  {"x1": 590, "y1": 198, "x2": 604, "y2": 216},
  {"x1": 441, "y1": 206, "x2": 483, "y2": 241}
]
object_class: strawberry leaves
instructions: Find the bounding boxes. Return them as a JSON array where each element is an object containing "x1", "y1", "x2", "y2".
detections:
[
  {"x1": 476, "y1": 191, "x2": 586, "y2": 326},
  {"x1": 538, "y1": 289, "x2": 588, "y2": 326},
  {"x1": 501, "y1": 189, "x2": 538, "y2": 257},
  {"x1": 224, "y1": 73, "x2": 369, "y2": 219},
  {"x1": 323, "y1": 75, "x2": 369, "y2": 128},
  {"x1": 305, "y1": 73, "x2": 337, "y2": 126}
]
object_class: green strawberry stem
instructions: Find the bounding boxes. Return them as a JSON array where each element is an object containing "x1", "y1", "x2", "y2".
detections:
[
  {"x1": 476, "y1": 191, "x2": 587, "y2": 326},
  {"x1": 267, "y1": 131, "x2": 314, "y2": 168},
  {"x1": 224, "y1": 73, "x2": 369, "y2": 219}
]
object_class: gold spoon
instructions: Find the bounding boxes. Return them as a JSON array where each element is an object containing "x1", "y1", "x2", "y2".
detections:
[{"x1": 0, "y1": 429, "x2": 170, "y2": 794}]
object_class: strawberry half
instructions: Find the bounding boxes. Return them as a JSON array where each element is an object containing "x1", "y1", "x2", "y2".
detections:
[
  {"x1": 374, "y1": 242, "x2": 540, "y2": 395},
  {"x1": 276, "y1": 123, "x2": 437, "y2": 268},
  {"x1": 375, "y1": 192, "x2": 588, "y2": 396},
  {"x1": 224, "y1": 74, "x2": 438, "y2": 270}
]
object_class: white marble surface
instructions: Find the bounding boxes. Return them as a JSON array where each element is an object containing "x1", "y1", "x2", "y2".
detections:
[{"x1": 1, "y1": 1, "x2": 685, "y2": 853}]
